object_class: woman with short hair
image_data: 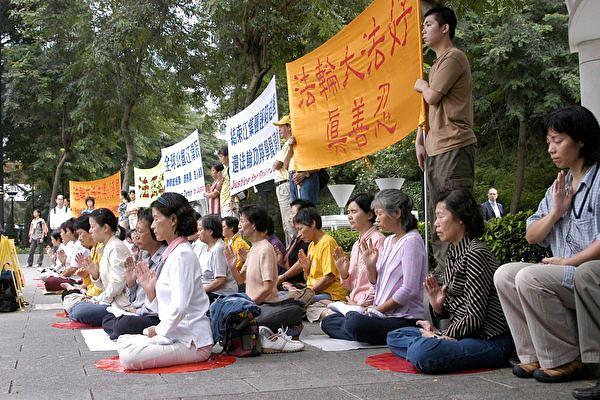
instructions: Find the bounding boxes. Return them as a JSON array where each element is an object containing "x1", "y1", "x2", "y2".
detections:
[
  {"x1": 495, "y1": 105, "x2": 600, "y2": 384},
  {"x1": 69, "y1": 208, "x2": 131, "y2": 326},
  {"x1": 388, "y1": 189, "x2": 513, "y2": 373},
  {"x1": 321, "y1": 190, "x2": 425, "y2": 345},
  {"x1": 117, "y1": 193, "x2": 212, "y2": 370}
]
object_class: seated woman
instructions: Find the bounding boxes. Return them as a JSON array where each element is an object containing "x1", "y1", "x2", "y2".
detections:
[
  {"x1": 387, "y1": 189, "x2": 513, "y2": 374},
  {"x1": 222, "y1": 216, "x2": 250, "y2": 273},
  {"x1": 69, "y1": 209, "x2": 131, "y2": 326},
  {"x1": 60, "y1": 215, "x2": 104, "y2": 313},
  {"x1": 225, "y1": 205, "x2": 280, "y2": 304},
  {"x1": 117, "y1": 193, "x2": 213, "y2": 370},
  {"x1": 43, "y1": 219, "x2": 88, "y2": 291},
  {"x1": 102, "y1": 208, "x2": 166, "y2": 339},
  {"x1": 495, "y1": 105, "x2": 600, "y2": 383},
  {"x1": 197, "y1": 214, "x2": 238, "y2": 301},
  {"x1": 292, "y1": 207, "x2": 348, "y2": 302},
  {"x1": 335, "y1": 193, "x2": 385, "y2": 307},
  {"x1": 223, "y1": 205, "x2": 304, "y2": 352},
  {"x1": 321, "y1": 190, "x2": 425, "y2": 345}
]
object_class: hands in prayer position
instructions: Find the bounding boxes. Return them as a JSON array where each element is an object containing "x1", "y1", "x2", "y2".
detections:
[
  {"x1": 424, "y1": 275, "x2": 447, "y2": 315},
  {"x1": 75, "y1": 253, "x2": 99, "y2": 279}
]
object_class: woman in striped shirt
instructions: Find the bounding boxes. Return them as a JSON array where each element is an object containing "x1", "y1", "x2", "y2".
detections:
[{"x1": 387, "y1": 189, "x2": 514, "y2": 373}]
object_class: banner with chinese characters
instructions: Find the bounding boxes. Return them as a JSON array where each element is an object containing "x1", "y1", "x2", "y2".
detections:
[
  {"x1": 160, "y1": 130, "x2": 206, "y2": 201},
  {"x1": 69, "y1": 172, "x2": 121, "y2": 216},
  {"x1": 225, "y1": 75, "x2": 279, "y2": 194},
  {"x1": 134, "y1": 162, "x2": 165, "y2": 207},
  {"x1": 286, "y1": 0, "x2": 424, "y2": 170}
]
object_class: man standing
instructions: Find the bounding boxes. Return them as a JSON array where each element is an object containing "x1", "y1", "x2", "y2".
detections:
[
  {"x1": 217, "y1": 146, "x2": 239, "y2": 218},
  {"x1": 414, "y1": 7, "x2": 476, "y2": 270},
  {"x1": 49, "y1": 194, "x2": 72, "y2": 231},
  {"x1": 272, "y1": 115, "x2": 295, "y2": 247},
  {"x1": 481, "y1": 188, "x2": 504, "y2": 222}
]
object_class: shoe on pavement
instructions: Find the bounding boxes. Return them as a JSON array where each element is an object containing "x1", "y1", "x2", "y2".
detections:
[
  {"x1": 259, "y1": 326, "x2": 304, "y2": 354},
  {"x1": 513, "y1": 361, "x2": 541, "y2": 378},
  {"x1": 533, "y1": 359, "x2": 586, "y2": 383},
  {"x1": 573, "y1": 381, "x2": 600, "y2": 400}
]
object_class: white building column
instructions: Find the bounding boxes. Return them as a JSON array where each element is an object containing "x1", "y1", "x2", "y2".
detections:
[{"x1": 566, "y1": 0, "x2": 600, "y2": 119}]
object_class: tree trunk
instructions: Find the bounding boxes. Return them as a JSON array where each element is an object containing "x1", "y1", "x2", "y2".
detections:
[
  {"x1": 120, "y1": 102, "x2": 135, "y2": 191},
  {"x1": 244, "y1": 64, "x2": 271, "y2": 107},
  {"x1": 50, "y1": 151, "x2": 70, "y2": 211},
  {"x1": 510, "y1": 118, "x2": 528, "y2": 214},
  {"x1": 49, "y1": 105, "x2": 72, "y2": 210}
]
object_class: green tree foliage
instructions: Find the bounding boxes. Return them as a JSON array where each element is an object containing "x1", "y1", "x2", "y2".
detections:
[{"x1": 459, "y1": 0, "x2": 579, "y2": 212}]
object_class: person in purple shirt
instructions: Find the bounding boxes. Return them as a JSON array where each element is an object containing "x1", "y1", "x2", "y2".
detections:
[
  {"x1": 320, "y1": 189, "x2": 426, "y2": 345},
  {"x1": 266, "y1": 216, "x2": 286, "y2": 269}
]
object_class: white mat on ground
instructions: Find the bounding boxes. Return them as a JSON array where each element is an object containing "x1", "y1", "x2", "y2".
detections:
[
  {"x1": 34, "y1": 303, "x2": 64, "y2": 310},
  {"x1": 80, "y1": 329, "x2": 118, "y2": 352},
  {"x1": 299, "y1": 333, "x2": 387, "y2": 352}
]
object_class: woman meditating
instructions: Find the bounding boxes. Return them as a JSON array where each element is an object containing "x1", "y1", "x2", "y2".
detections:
[
  {"x1": 321, "y1": 189, "x2": 425, "y2": 345},
  {"x1": 495, "y1": 105, "x2": 600, "y2": 383},
  {"x1": 387, "y1": 190, "x2": 513, "y2": 373},
  {"x1": 69, "y1": 209, "x2": 131, "y2": 326},
  {"x1": 117, "y1": 193, "x2": 213, "y2": 370}
]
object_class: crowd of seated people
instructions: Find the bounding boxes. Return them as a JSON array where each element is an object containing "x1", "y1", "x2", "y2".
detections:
[{"x1": 34, "y1": 107, "x2": 597, "y2": 392}]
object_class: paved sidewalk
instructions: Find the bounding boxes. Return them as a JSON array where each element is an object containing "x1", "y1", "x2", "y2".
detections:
[{"x1": 0, "y1": 255, "x2": 595, "y2": 399}]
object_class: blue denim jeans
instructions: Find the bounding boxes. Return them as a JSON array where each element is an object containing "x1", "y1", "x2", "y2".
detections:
[
  {"x1": 387, "y1": 327, "x2": 514, "y2": 374},
  {"x1": 69, "y1": 302, "x2": 109, "y2": 326},
  {"x1": 289, "y1": 171, "x2": 319, "y2": 206},
  {"x1": 322, "y1": 311, "x2": 417, "y2": 345}
]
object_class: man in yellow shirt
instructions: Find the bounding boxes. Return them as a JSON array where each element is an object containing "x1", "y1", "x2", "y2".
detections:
[{"x1": 294, "y1": 207, "x2": 348, "y2": 302}]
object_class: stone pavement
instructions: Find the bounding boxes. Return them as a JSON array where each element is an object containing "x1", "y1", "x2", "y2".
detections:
[{"x1": 0, "y1": 255, "x2": 595, "y2": 400}]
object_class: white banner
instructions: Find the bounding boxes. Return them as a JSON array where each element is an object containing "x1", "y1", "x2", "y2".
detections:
[
  {"x1": 225, "y1": 76, "x2": 280, "y2": 194},
  {"x1": 160, "y1": 130, "x2": 206, "y2": 201}
]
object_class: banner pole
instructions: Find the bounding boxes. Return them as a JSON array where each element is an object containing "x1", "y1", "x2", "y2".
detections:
[{"x1": 422, "y1": 129, "x2": 429, "y2": 270}]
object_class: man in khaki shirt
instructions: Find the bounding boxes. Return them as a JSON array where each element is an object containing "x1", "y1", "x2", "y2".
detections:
[
  {"x1": 414, "y1": 6, "x2": 476, "y2": 270},
  {"x1": 272, "y1": 115, "x2": 296, "y2": 247}
]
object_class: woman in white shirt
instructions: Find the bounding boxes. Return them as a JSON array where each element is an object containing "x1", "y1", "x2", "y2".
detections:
[
  {"x1": 117, "y1": 193, "x2": 213, "y2": 370},
  {"x1": 69, "y1": 209, "x2": 130, "y2": 326},
  {"x1": 197, "y1": 214, "x2": 238, "y2": 301}
]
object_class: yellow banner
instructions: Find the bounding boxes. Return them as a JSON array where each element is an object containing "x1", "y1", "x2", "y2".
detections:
[
  {"x1": 286, "y1": 0, "x2": 424, "y2": 170},
  {"x1": 69, "y1": 172, "x2": 121, "y2": 216}
]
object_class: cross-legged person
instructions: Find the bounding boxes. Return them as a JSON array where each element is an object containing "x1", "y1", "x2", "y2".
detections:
[
  {"x1": 69, "y1": 209, "x2": 131, "y2": 326},
  {"x1": 102, "y1": 208, "x2": 166, "y2": 340},
  {"x1": 387, "y1": 190, "x2": 514, "y2": 374},
  {"x1": 321, "y1": 190, "x2": 425, "y2": 345},
  {"x1": 117, "y1": 193, "x2": 213, "y2": 370}
]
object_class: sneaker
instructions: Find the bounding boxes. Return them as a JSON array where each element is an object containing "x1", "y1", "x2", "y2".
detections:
[
  {"x1": 283, "y1": 324, "x2": 304, "y2": 340},
  {"x1": 259, "y1": 326, "x2": 304, "y2": 354},
  {"x1": 513, "y1": 361, "x2": 541, "y2": 378},
  {"x1": 533, "y1": 359, "x2": 587, "y2": 383}
]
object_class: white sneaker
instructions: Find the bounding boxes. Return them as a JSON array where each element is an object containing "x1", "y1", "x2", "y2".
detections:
[{"x1": 259, "y1": 326, "x2": 304, "y2": 354}]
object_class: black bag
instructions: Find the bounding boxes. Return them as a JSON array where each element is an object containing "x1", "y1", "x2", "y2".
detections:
[
  {"x1": 317, "y1": 169, "x2": 330, "y2": 191},
  {"x1": 0, "y1": 273, "x2": 18, "y2": 313},
  {"x1": 256, "y1": 298, "x2": 305, "y2": 332},
  {"x1": 221, "y1": 311, "x2": 261, "y2": 357}
]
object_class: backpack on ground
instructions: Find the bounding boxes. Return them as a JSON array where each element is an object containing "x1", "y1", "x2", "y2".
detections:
[
  {"x1": 221, "y1": 311, "x2": 261, "y2": 357},
  {"x1": 0, "y1": 271, "x2": 19, "y2": 313}
]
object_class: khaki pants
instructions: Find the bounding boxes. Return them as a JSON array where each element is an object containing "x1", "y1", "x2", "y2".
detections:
[
  {"x1": 575, "y1": 260, "x2": 600, "y2": 363},
  {"x1": 275, "y1": 182, "x2": 295, "y2": 247},
  {"x1": 494, "y1": 262, "x2": 579, "y2": 369},
  {"x1": 221, "y1": 201, "x2": 239, "y2": 218},
  {"x1": 426, "y1": 145, "x2": 475, "y2": 272},
  {"x1": 117, "y1": 334, "x2": 212, "y2": 370}
]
